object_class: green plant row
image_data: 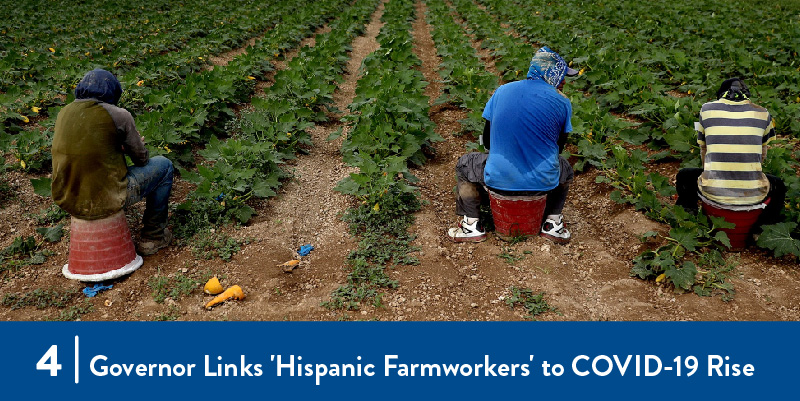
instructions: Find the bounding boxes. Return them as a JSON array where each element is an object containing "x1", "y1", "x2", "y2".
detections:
[
  {"x1": 325, "y1": 0, "x2": 441, "y2": 311},
  {"x1": 0, "y1": 0, "x2": 286, "y2": 130},
  {"x1": 0, "y1": 0, "x2": 298, "y2": 172},
  {"x1": 482, "y1": 0, "x2": 800, "y2": 140},
  {"x1": 134, "y1": 0, "x2": 336, "y2": 166},
  {"x1": 177, "y1": 0, "x2": 381, "y2": 230},
  {"x1": 448, "y1": 0, "x2": 537, "y2": 83},
  {"x1": 473, "y1": 0, "x2": 696, "y2": 162},
  {"x1": 425, "y1": 0, "x2": 498, "y2": 137},
  {"x1": 475, "y1": 0, "x2": 800, "y2": 212}
]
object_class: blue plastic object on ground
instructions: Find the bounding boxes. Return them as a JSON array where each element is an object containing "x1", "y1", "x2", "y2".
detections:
[
  {"x1": 83, "y1": 284, "x2": 113, "y2": 297},
  {"x1": 298, "y1": 244, "x2": 314, "y2": 256}
]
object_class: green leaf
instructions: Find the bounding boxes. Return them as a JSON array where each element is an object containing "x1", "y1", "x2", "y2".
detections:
[
  {"x1": 30, "y1": 177, "x2": 52, "y2": 198},
  {"x1": 334, "y1": 176, "x2": 361, "y2": 196},
  {"x1": 631, "y1": 250, "x2": 659, "y2": 279},
  {"x1": 2, "y1": 236, "x2": 37, "y2": 256},
  {"x1": 618, "y1": 128, "x2": 649, "y2": 145},
  {"x1": 648, "y1": 173, "x2": 675, "y2": 197},
  {"x1": 669, "y1": 226, "x2": 700, "y2": 252},
  {"x1": 232, "y1": 205, "x2": 255, "y2": 224},
  {"x1": 577, "y1": 139, "x2": 607, "y2": 163},
  {"x1": 639, "y1": 231, "x2": 659, "y2": 242},
  {"x1": 714, "y1": 231, "x2": 731, "y2": 249},
  {"x1": 595, "y1": 175, "x2": 612, "y2": 184},
  {"x1": 693, "y1": 285, "x2": 712, "y2": 297},
  {"x1": 609, "y1": 190, "x2": 626, "y2": 204},
  {"x1": 326, "y1": 127, "x2": 343, "y2": 141},
  {"x1": 757, "y1": 223, "x2": 800, "y2": 258},
  {"x1": 29, "y1": 252, "x2": 48, "y2": 265},
  {"x1": 709, "y1": 215, "x2": 736, "y2": 230},
  {"x1": 36, "y1": 224, "x2": 64, "y2": 243},
  {"x1": 251, "y1": 180, "x2": 277, "y2": 198},
  {"x1": 666, "y1": 261, "x2": 698, "y2": 291},
  {"x1": 653, "y1": 251, "x2": 676, "y2": 271}
]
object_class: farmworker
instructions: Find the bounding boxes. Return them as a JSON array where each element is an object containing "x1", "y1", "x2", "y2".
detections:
[
  {"x1": 448, "y1": 46, "x2": 578, "y2": 243},
  {"x1": 51, "y1": 68, "x2": 174, "y2": 255},
  {"x1": 675, "y1": 77, "x2": 786, "y2": 230}
]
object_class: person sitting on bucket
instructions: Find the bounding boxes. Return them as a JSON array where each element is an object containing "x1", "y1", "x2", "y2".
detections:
[
  {"x1": 675, "y1": 77, "x2": 786, "y2": 230},
  {"x1": 51, "y1": 68, "x2": 174, "y2": 256},
  {"x1": 448, "y1": 46, "x2": 578, "y2": 243}
]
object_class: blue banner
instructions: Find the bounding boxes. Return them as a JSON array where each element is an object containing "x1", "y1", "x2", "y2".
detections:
[{"x1": 1, "y1": 322, "x2": 793, "y2": 399}]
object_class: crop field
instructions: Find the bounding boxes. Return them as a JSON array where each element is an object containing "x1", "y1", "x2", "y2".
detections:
[{"x1": 1, "y1": 0, "x2": 799, "y2": 321}]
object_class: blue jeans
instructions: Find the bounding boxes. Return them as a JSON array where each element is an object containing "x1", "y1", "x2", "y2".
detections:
[{"x1": 125, "y1": 156, "x2": 174, "y2": 240}]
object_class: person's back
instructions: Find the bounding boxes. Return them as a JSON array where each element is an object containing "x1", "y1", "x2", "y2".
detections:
[
  {"x1": 483, "y1": 79, "x2": 572, "y2": 192},
  {"x1": 675, "y1": 77, "x2": 785, "y2": 235},
  {"x1": 52, "y1": 99, "x2": 129, "y2": 219},
  {"x1": 697, "y1": 97, "x2": 774, "y2": 206},
  {"x1": 448, "y1": 46, "x2": 578, "y2": 244}
]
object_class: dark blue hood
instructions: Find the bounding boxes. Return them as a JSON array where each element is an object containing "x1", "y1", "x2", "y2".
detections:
[{"x1": 74, "y1": 69, "x2": 122, "y2": 105}]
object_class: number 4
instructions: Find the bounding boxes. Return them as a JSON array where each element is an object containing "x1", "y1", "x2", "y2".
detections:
[{"x1": 37, "y1": 345, "x2": 62, "y2": 376}]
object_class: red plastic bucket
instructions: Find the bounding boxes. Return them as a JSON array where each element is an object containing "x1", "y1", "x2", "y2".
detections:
[
  {"x1": 701, "y1": 198, "x2": 769, "y2": 250},
  {"x1": 63, "y1": 211, "x2": 142, "y2": 281},
  {"x1": 488, "y1": 189, "x2": 547, "y2": 240}
]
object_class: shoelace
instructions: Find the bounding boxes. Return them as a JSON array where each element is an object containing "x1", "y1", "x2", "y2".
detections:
[
  {"x1": 460, "y1": 221, "x2": 479, "y2": 234},
  {"x1": 544, "y1": 220, "x2": 566, "y2": 233}
]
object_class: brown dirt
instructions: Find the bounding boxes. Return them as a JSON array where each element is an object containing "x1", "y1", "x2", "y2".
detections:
[
  {"x1": 1, "y1": 0, "x2": 799, "y2": 322},
  {"x1": 207, "y1": 36, "x2": 263, "y2": 69}
]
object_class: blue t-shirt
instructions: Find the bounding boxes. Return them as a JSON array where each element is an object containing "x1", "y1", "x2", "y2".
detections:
[{"x1": 482, "y1": 79, "x2": 572, "y2": 191}]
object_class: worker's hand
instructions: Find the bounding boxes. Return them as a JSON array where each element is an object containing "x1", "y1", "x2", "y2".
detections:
[{"x1": 139, "y1": 135, "x2": 146, "y2": 145}]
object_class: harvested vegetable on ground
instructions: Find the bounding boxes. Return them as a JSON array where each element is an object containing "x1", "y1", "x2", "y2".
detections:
[
  {"x1": 203, "y1": 277, "x2": 224, "y2": 295},
  {"x1": 204, "y1": 285, "x2": 245, "y2": 309},
  {"x1": 278, "y1": 259, "x2": 301, "y2": 273}
]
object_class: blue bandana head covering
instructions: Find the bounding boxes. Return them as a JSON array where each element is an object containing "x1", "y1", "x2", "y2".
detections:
[
  {"x1": 75, "y1": 68, "x2": 122, "y2": 105},
  {"x1": 527, "y1": 47, "x2": 569, "y2": 87}
]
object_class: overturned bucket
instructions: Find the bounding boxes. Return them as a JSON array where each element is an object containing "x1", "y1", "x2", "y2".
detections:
[
  {"x1": 488, "y1": 188, "x2": 547, "y2": 241},
  {"x1": 62, "y1": 210, "x2": 142, "y2": 282},
  {"x1": 700, "y1": 196, "x2": 769, "y2": 250}
]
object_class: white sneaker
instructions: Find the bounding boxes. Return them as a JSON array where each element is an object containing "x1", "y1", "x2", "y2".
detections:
[
  {"x1": 540, "y1": 216, "x2": 570, "y2": 244},
  {"x1": 447, "y1": 217, "x2": 487, "y2": 243}
]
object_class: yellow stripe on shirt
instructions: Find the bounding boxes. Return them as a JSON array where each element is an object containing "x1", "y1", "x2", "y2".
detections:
[
  {"x1": 702, "y1": 109, "x2": 770, "y2": 121},
  {"x1": 704, "y1": 162, "x2": 762, "y2": 172},
  {"x1": 700, "y1": 178, "x2": 767, "y2": 189},
  {"x1": 705, "y1": 144, "x2": 764, "y2": 154},
  {"x1": 703, "y1": 126, "x2": 769, "y2": 137}
]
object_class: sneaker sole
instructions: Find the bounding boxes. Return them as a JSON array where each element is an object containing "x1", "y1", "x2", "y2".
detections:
[
  {"x1": 449, "y1": 234, "x2": 487, "y2": 243},
  {"x1": 539, "y1": 232, "x2": 570, "y2": 244}
]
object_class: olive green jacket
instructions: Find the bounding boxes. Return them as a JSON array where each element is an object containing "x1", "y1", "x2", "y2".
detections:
[{"x1": 51, "y1": 99, "x2": 148, "y2": 219}]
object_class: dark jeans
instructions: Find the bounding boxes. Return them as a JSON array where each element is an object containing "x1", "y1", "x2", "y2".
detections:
[
  {"x1": 125, "y1": 156, "x2": 174, "y2": 240},
  {"x1": 675, "y1": 168, "x2": 786, "y2": 229},
  {"x1": 455, "y1": 152, "x2": 573, "y2": 219}
]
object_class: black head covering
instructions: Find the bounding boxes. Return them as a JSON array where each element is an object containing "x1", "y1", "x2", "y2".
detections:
[
  {"x1": 74, "y1": 68, "x2": 122, "y2": 105},
  {"x1": 716, "y1": 77, "x2": 750, "y2": 101}
]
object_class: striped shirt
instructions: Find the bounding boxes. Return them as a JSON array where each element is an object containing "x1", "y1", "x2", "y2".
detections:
[{"x1": 696, "y1": 98, "x2": 776, "y2": 205}]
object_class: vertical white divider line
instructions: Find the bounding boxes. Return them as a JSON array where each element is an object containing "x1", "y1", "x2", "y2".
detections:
[{"x1": 75, "y1": 336, "x2": 79, "y2": 384}]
